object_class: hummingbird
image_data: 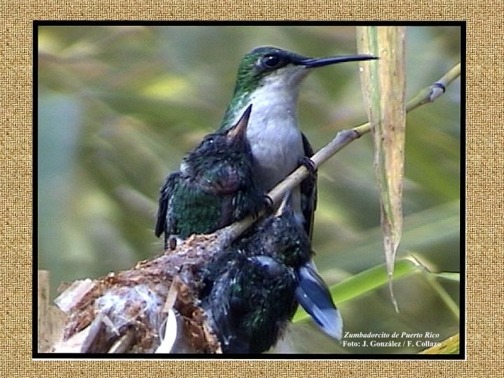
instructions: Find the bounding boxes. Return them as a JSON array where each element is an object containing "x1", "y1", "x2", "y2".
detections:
[
  {"x1": 201, "y1": 195, "x2": 342, "y2": 354},
  {"x1": 155, "y1": 104, "x2": 265, "y2": 248},
  {"x1": 218, "y1": 46, "x2": 378, "y2": 236}
]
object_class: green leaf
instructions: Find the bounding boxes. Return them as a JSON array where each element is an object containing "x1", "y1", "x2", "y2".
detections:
[
  {"x1": 434, "y1": 272, "x2": 460, "y2": 282},
  {"x1": 419, "y1": 333, "x2": 459, "y2": 354}
]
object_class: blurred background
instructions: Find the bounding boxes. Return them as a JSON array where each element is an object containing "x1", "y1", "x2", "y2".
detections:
[{"x1": 37, "y1": 25, "x2": 462, "y2": 354}]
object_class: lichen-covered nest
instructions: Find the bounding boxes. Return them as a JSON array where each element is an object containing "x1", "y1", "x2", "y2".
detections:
[{"x1": 53, "y1": 234, "x2": 224, "y2": 354}]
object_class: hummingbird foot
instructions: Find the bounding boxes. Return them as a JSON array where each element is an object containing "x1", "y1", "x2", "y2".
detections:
[
  {"x1": 168, "y1": 236, "x2": 178, "y2": 251},
  {"x1": 263, "y1": 195, "x2": 274, "y2": 214},
  {"x1": 298, "y1": 156, "x2": 317, "y2": 178},
  {"x1": 164, "y1": 235, "x2": 180, "y2": 251}
]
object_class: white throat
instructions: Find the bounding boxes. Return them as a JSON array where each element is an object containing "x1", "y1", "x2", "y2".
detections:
[
  {"x1": 244, "y1": 86, "x2": 304, "y2": 191},
  {"x1": 227, "y1": 66, "x2": 312, "y2": 222}
]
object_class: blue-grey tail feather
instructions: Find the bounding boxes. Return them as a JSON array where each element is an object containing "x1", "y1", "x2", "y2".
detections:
[{"x1": 295, "y1": 264, "x2": 343, "y2": 340}]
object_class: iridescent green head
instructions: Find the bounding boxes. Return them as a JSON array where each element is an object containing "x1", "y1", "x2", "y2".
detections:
[{"x1": 220, "y1": 46, "x2": 378, "y2": 129}]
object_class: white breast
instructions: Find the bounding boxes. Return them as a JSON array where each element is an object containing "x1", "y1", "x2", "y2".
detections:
[{"x1": 245, "y1": 79, "x2": 305, "y2": 191}]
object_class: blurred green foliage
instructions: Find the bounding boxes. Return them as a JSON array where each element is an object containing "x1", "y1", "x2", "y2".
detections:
[{"x1": 37, "y1": 25, "x2": 462, "y2": 354}]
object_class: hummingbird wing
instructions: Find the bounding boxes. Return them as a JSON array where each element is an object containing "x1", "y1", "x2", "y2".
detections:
[
  {"x1": 295, "y1": 263, "x2": 343, "y2": 340},
  {"x1": 300, "y1": 132, "x2": 317, "y2": 240},
  {"x1": 154, "y1": 172, "x2": 181, "y2": 239},
  {"x1": 202, "y1": 252, "x2": 296, "y2": 353},
  {"x1": 202, "y1": 253, "x2": 251, "y2": 353}
]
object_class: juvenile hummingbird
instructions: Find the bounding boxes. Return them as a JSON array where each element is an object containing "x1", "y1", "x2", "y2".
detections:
[
  {"x1": 201, "y1": 195, "x2": 342, "y2": 354},
  {"x1": 218, "y1": 46, "x2": 377, "y2": 236},
  {"x1": 155, "y1": 105, "x2": 264, "y2": 247}
]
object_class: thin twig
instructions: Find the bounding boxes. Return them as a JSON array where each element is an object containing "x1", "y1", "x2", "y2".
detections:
[{"x1": 216, "y1": 62, "x2": 461, "y2": 246}]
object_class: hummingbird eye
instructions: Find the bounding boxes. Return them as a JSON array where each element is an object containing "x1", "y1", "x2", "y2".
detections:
[
  {"x1": 261, "y1": 54, "x2": 283, "y2": 69},
  {"x1": 203, "y1": 136, "x2": 216, "y2": 146}
]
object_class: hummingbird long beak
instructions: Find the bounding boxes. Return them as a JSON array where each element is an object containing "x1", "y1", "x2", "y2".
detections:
[
  {"x1": 297, "y1": 54, "x2": 378, "y2": 68},
  {"x1": 227, "y1": 104, "x2": 252, "y2": 141}
]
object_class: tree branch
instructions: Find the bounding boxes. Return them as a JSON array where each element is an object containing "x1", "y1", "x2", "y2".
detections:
[{"x1": 217, "y1": 62, "x2": 461, "y2": 246}]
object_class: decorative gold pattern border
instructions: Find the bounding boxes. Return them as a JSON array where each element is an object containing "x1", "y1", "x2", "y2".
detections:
[{"x1": 1, "y1": 1, "x2": 502, "y2": 376}]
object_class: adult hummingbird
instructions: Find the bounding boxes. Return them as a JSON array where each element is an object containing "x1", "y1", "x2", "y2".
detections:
[
  {"x1": 155, "y1": 104, "x2": 264, "y2": 248},
  {"x1": 201, "y1": 195, "x2": 342, "y2": 354},
  {"x1": 218, "y1": 46, "x2": 377, "y2": 236}
]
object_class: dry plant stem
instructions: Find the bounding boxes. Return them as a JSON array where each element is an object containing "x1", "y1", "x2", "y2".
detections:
[
  {"x1": 218, "y1": 62, "x2": 461, "y2": 246},
  {"x1": 216, "y1": 129, "x2": 360, "y2": 245},
  {"x1": 355, "y1": 62, "x2": 461, "y2": 135},
  {"x1": 406, "y1": 62, "x2": 461, "y2": 112},
  {"x1": 358, "y1": 26, "x2": 407, "y2": 314}
]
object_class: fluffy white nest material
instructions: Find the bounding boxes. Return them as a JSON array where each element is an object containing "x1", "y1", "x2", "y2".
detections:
[{"x1": 52, "y1": 234, "x2": 222, "y2": 354}]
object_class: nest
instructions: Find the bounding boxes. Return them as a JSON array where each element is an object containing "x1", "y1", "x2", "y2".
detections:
[{"x1": 52, "y1": 234, "x2": 224, "y2": 353}]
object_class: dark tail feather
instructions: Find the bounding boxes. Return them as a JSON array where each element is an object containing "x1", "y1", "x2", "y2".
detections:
[{"x1": 295, "y1": 263, "x2": 343, "y2": 340}]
